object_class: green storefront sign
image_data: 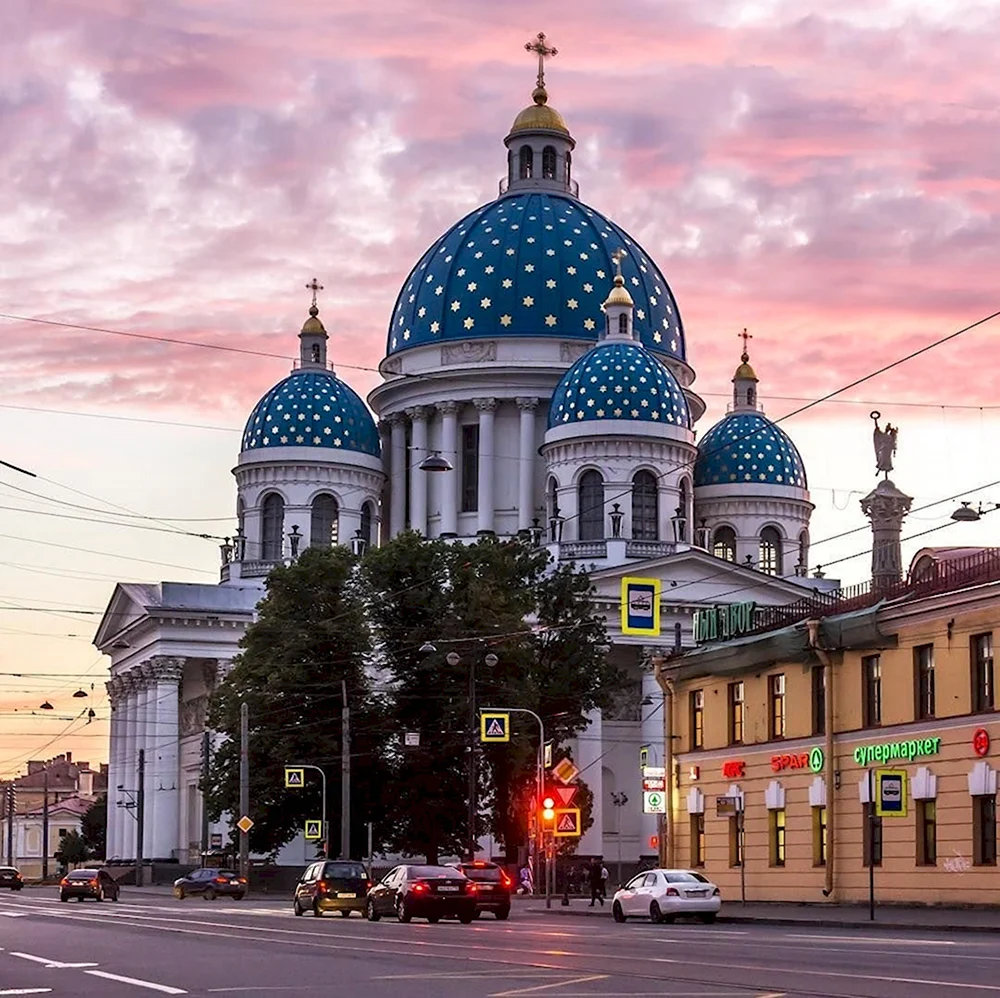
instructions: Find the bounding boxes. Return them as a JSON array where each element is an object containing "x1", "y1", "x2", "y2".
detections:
[
  {"x1": 853, "y1": 737, "x2": 941, "y2": 767},
  {"x1": 693, "y1": 601, "x2": 757, "y2": 644}
]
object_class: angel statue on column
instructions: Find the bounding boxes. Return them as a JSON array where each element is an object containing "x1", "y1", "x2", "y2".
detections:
[{"x1": 871, "y1": 411, "x2": 898, "y2": 478}]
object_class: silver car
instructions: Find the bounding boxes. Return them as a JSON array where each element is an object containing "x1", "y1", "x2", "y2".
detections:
[{"x1": 612, "y1": 869, "x2": 721, "y2": 924}]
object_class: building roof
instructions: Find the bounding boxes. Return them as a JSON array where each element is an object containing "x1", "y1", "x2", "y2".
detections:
[{"x1": 694, "y1": 411, "x2": 807, "y2": 489}]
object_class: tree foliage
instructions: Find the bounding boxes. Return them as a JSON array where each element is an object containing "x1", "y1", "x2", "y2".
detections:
[
  {"x1": 55, "y1": 830, "x2": 89, "y2": 867},
  {"x1": 81, "y1": 793, "x2": 107, "y2": 859}
]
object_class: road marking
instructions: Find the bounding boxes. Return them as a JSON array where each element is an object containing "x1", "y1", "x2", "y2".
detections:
[
  {"x1": 85, "y1": 971, "x2": 186, "y2": 994},
  {"x1": 10, "y1": 952, "x2": 98, "y2": 969},
  {"x1": 0, "y1": 913, "x2": 29, "y2": 918},
  {"x1": 491, "y1": 976, "x2": 607, "y2": 996},
  {"x1": 0, "y1": 990, "x2": 54, "y2": 995},
  {"x1": 787, "y1": 933, "x2": 958, "y2": 946}
]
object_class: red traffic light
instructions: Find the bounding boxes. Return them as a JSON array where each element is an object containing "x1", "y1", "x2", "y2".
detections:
[
  {"x1": 542, "y1": 796, "x2": 555, "y2": 809},
  {"x1": 541, "y1": 796, "x2": 556, "y2": 821}
]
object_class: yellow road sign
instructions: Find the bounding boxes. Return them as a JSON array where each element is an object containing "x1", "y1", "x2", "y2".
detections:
[
  {"x1": 237, "y1": 815, "x2": 254, "y2": 834},
  {"x1": 553, "y1": 808, "x2": 581, "y2": 837},
  {"x1": 480, "y1": 712, "x2": 510, "y2": 743},
  {"x1": 284, "y1": 767, "x2": 305, "y2": 788},
  {"x1": 875, "y1": 768, "x2": 908, "y2": 818},
  {"x1": 304, "y1": 819, "x2": 323, "y2": 841},
  {"x1": 621, "y1": 577, "x2": 661, "y2": 637}
]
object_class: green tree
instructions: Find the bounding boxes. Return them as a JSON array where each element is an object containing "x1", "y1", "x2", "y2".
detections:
[
  {"x1": 205, "y1": 546, "x2": 390, "y2": 857},
  {"x1": 55, "y1": 830, "x2": 89, "y2": 868},
  {"x1": 81, "y1": 793, "x2": 107, "y2": 859}
]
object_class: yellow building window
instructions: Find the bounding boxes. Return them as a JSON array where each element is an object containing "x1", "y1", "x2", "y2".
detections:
[
  {"x1": 916, "y1": 800, "x2": 937, "y2": 866},
  {"x1": 729, "y1": 815, "x2": 743, "y2": 868},
  {"x1": 971, "y1": 633, "x2": 994, "y2": 714},
  {"x1": 769, "y1": 809, "x2": 786, "y2": 867},
  {"x1": 690, "y1": 813, "x2": 705, "y2": 868},
  {"x1": 728, "y1": 681, "x2": 744, "y2": 745},
  {"x1": 863, "y1": 803, "x2": 883, "y2": 867},
  {"x1": 769, "y1": 673, "x2": 786, "y2": 740},
  {"x1": 690, "y1": 690, "x2": 704, "y2": 751},
  {"x1": 973, "y1": 795, "x2": 997, "y2": 866},
  {"x1": 862, "y1": 654, "x2": 881, "y2": 727},
  {"x1": 812, "y1": 806, "x2": 827, "y2": 866},
  {"x1": 914, "y1": 644, "x2": 935, "y2": 719}
]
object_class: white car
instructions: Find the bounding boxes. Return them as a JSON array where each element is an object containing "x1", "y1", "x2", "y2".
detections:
[{"x1": 612, "y1": 869, "x2": 721, "y2": 924}]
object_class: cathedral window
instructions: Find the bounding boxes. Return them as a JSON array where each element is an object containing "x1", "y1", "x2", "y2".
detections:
[
  {"x1": 618, "y1": 313, "x2": 628, "y2": 337},
  {"x1": 360, "y1": 501, "x2": 374, "y2": 548},
  {"x1": 461, "y1": 424, "x2": 480, "y2": 513},
  {"x1": 712, "y1": 526, "x2": 736, "y2": 563},
  {"x1": 678, "y1": 479, "x2": 691, "y2": 542},
  {"x1": 565, "y1": 150, "x2": 572, "y2": 185},
  {"x1": 631, "y1": 471, "x2": 658, "y2": 541},
  {"x1": 798, "y1": 530, "x2": 809, "y2": 573},
  {"x1": 579, "y1": 470, "x2": 605, "y2": 541},
  {"x1": 236, "y1": 496, "x2": 245, "y2": 536},
  {"x1": 542, "y1": 145, "x2": 557, "y2": 179},
  {"x1": 310, "y1": 493, "x2": 339, "y2": 549},
  {"x1": 759, "y1": 526, "x2": 783, "y2": 576},
  {"x1": 261, "y1": 492, "x2": 285, "y2": 560},
  {"x1": 519, "y1": 145, "x2": 533, "y2": 179}
]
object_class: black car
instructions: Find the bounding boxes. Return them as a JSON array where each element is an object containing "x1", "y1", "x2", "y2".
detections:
[
  {"x1": 366, "y1": 865, "x2": 477, "y2": 924},
  {"x1": 0, "y1": 866, "x2": 23, "y2": 891},
  {"x1": 293, "y1": 860, "x2": 370, "y2": 917},
  {"x1": 173, "y1": 868, "x2": 247, "y2": 900},
  {"x1": 449, "y1": 861, "x2": 512, "y2": 919},
  {"x1": 59, "y1": 868, "x2": 120, "y2": 902}
]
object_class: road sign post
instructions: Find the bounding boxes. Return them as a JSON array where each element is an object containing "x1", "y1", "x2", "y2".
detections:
[
  {"x1": 285, "y1": 764, "x2": 328, "y2": 858},
  {"x1": 480, "y1": 713, "x2": 510, "y2": 743}
]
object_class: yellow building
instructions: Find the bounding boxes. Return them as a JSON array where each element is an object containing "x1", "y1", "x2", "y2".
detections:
[{"x1": 659, "y1": 547, "x2": 1000, "y2": 905}]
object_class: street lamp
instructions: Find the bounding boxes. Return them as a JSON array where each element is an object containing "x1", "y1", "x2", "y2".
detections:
[
  {"x1": 549, "y1": 506, "x2": 564, "y2": 543},
  {"x1": 610, "y1": 791, "x2": 629, "y2": 888},
  {"x1": 418, "y1": 451, "x2": 453, "y2": 472},
  {"x1": 287, "y1": 524, "x2": 302, "y2": 557},
  {"x1": 609, "y1": 504, "x2": 623, "y2": 539},
  {"x1": 529, "y1": 518, "x2": 544, "y2": 548}
]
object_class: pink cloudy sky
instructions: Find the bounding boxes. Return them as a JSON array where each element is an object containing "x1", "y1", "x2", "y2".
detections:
[{"x1": 2, "y1": 0, "x2": 1000, "y2": 773}]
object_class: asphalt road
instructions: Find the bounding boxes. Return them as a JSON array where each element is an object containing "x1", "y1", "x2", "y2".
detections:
[{"x1": 3, "y1": 890, "x2": 1000, "y2": 998}]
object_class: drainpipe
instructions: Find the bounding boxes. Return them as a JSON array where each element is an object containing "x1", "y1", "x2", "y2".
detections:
[
  {"x1": 807, "y1": 619, "x2": 835, "y2": 900},
  {"x1": 653, "y1": 657, "x2": 674, "y2": 869}
]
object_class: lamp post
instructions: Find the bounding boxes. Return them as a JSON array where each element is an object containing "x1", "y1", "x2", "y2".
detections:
[
  {"x1": 287, "y1": 524, "x2": 302, "y2": 558},
  {"x1": 609, "y1": 504, "x2": 623, "y2": 539},
  {"x1": 610, "y1": 791, "x2": 629, "y2": 888},
  {"x1": 549, "y1": 506, "x2": 564, "y2": 543}
]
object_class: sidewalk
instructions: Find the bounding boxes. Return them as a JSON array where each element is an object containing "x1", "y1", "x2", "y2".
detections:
[{"x1": 519, "y1": 896, "x2": 1000, "y2": 934}]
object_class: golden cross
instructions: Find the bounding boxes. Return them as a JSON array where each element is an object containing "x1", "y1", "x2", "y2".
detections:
[
  {"x1": 305, "y1": 278, "x2": 324, "y2": 308},
  {"x1": 525, "y1": 32, "x2": 558, "y2": 89},
  {"x1": 611, "y1": 248, "x2": 628, "y2": 279},
  {"x1": 739, "y1": 328, "x2": 752, "y2": 358}
]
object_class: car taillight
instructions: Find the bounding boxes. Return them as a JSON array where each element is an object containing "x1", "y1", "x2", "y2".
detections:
[
  {"x1": 366, "y1": 880, "x2": 372, "y2": 889},
  {"x1": 89, "y1": 879, "x2": 99, "y2": 887},
  {"x1": 412, "y1": 882, "x2": 428, "y2": 893},
  {"x1": 215, "y1": 877, "x2": 228, "y2": 884},
  {"x1": 238, "y1": 877, "x2": 247, "y2": 884},
  {"x1": 500, "y1": 872, "x2": 512, "y2": 887},
  {"x1": 466, "y1": 882, "x2": 478, "y2": 893},
  {"x1": 317, "y1": 880, "x2": 328, "y2": 893},
  {"x1": 665, "y1": 887, "x2": 680, "y2": 897},
  {"x1": 60, "y1": 878, "x2": 69, "y2": 887},
  {"x1": 712, "y1": 887, "x2": 720, "y2": 896}
]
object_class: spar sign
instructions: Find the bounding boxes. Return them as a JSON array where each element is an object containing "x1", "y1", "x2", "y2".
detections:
[{"x1": 853, "y1": 736, "x2": 941, "y2": 767}]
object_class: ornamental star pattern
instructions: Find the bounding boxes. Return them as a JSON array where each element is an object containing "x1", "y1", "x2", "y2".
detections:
[
  {"x1": 242, "y1": 371, "x2": 380, "y2": 457},
  {"x1": 694, "y1": 412, "x2": 807, "y2": 489},
  {"x1": 548, "y1": 341, "x2": 690, "y2": 430},
  {"x1": 386, "y1": 192, "x2": 683, "y2": 356}
]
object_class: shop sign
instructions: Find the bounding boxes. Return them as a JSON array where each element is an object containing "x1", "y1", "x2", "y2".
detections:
[
  {"x1": 642, "y1": 766, "x2": 666, "y2": 792},
  {"x1": 693, "y1": 601, "x2": 757, "y2": 644},
  {"x1": 721, "y1": 760, "x2": 746, "y2": 778},
  {"x1": 853, "y1": 737, "x2": 941, "y2": 767},
  {"x1": 771, "y1": 747, "x2": 825, "y2": 774},
  {"x1": 974, "y1": 729, "x2": 990, "y2": 758},
  {"x1": 716, "y1": 795, "x2": 741, "y2": 817}
]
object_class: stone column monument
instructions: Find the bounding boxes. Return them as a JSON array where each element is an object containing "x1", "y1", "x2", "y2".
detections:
[{"x1": 861, "y1": 412, "x2": 913, "y2": 589}]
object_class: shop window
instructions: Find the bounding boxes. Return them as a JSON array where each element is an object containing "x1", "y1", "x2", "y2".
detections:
[
  {"x1": 769, "y1": 809, "x2": 786, "y2": 867},
  {"x1": 541, "y1": 145, "x2": 557, "y2": 179},
  {"x1": 916, "y1": 800, "x2": 937, "y2": 866},
  {"x1": 690, "y1": 813, "x2": 705, "y2": 868},
  {"x1": 518, "y1": 145, "x2": 533, "y2": 179},
  {"x1": 729, "y1": 815, "x2": 743, "y2": 867},
  {"x1": 712, "y1": 526, "x2": 736, "y2": 562},
  {"x1": 914, "y1": 644, "x2": 935, "y2": 719},
  {"x1": 862, "y1": 654, "x2": 882, "y2": 727},
  {"x1": 973, "y1": 795, "x2": 997, "y2": 866},
  {"x1": 972, "y1": 633, "x2": 994, "y2": 714},
  {"x1": 728, "y1": 681, "x2": 744, "y2": 745},
  {"x1": 260, "y1": 492, "x2": 285, "y2": 560},
  {"x1": 631, "y1": 471, "x2": 658, "y2": 541},
  {"x1": 578, "y1": 470, "x2": 605, "y2": 541},
  {"x1": 769, "y1": 673, "x2": 786, "y2": 740},
  {"x1": 812, "y1": 806, "x2": 828, "y2": 866},
  {"x1": 689, "y1": 689, "x2": 704, "y2": 751},
  {"x1": 461, "y1": 424, "x2": 479, "y2": 513},
  {"x1": 811, "y1": 666, "x2": 826, "y2": 736},
  {"x1": 759, "y1": 526, "x2": 782, "y2": 575},
  {"x1": 310, "y1": 493, "x2": 338, "y2": 548},
  {"x1": 863, "y1": 802, "x2": 883, "y2": 867}
]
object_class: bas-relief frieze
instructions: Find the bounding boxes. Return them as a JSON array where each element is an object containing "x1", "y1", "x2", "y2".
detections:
[
  {"x1": 180, "y1": 696, "x2": 209, "y2": 736},
  {"x1": 441, "y1": 342, "x2": 497, "y2": 365},
  {"x1": 560, "y1": 342, "x2": 589, "y2": 363}
]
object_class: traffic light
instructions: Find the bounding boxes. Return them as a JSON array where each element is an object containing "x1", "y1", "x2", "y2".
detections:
[{"x1": 541, "y1": 796, "x2": 555, "y2": 822}]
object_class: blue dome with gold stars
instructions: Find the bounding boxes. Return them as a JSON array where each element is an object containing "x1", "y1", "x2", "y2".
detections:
[
  {"x1": 548, "y1": 340, "x2": 690, "y2": 429},
  {"x1": 241, "y1": 369, "x2": 380, "y2": 457},
  {"x1": 386, "y1": 191, "x2": 684, "y2": 360},
  {"x1": 694, "y1": 412, "x2": 806, "y2": 489}
]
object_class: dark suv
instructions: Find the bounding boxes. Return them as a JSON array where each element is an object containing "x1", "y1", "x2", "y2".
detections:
[
  {"x1": 0, "y1": 867, "x2": 23, "y2": 891},
  {"x1": 293, "y1": 860, "x2": 370, "y2": 917},
  {"x1": 449, "y1": 861, "x2": 512, "y2": 919}
]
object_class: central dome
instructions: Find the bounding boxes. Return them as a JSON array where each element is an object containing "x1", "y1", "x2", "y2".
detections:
[{"x1": 386, "y1": 191, "x2": 685, "y2": 360}]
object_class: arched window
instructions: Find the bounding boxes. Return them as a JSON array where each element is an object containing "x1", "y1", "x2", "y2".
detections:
[
  {"x1": 759, "y1": 527, "x2": 783, "y2": 576},
  {"x1": 260, "y1": 493, "x2": 285, "y2": 560},
  {"x1": 360, "y1": 502, "x2": 374, "y2": 548},
  {"x1": 519, "y1": 145, "x2": 533, "y2": 179},
  {"x1": 542, "y1": 145, "x2": 557, "y2": 179},
  {"x1": 798, "y1": 531, "x2": 809, "y2": 573},
  {"x1": 631, "y1": 471, "x2": 658, "y2": 541},
  {"x1": 579, "y1": 470, "x2": 605, "y2": 541},
  {"x1": 747, "y1": 385, "x2": 756, "y2": 407},
  {"x1": 712, "y1": 526, "x2": 736, "y2": 563},
  {"x1": 236, "y1": 496, "x2": 245, "y2": 536},
  {"x1": 547, "y1": 477, "x2": 558, "y2": 519},
  {"x1": 310, "y1": 494, "x2": 339, "y2": 549},
  {"x1": 565, "y1": 150, "x2": 572, "y2": 185},
  {"x1": 678, "y1": 479, "x2": 690, "y2": 542},
  {"x1": 618, "y1": 313, "x2": 628, "y2": 337}
]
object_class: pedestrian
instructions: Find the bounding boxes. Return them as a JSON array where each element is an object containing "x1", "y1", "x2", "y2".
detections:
[
  {"x1": 588, "y1": 858, "x2": 605, "y2": 907},
  {"x1": 518, "y1": 863, "x2": 533, "y2": 895},
  {"x1": 600, "y1": 861, "x2": 609, "y2": 902}
]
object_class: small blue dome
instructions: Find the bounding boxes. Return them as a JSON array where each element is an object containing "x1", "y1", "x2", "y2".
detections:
[
  {"x1": 387, "y1": 191, "x2": 684, "y2": 360},
  {"x1": 548, "y1": 340, "x2": 690, "y2": 429},
  {"x1": 694, "y1": 412, "x2": 807, "y2": 488},
  {"x1": 242, "y1": 370, "x2": 380, "y2": 458}
]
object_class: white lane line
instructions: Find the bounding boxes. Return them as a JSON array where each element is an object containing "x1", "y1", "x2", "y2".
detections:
[
  {"x1": 10, "y1": 952, "x2": 98, "y2": 969},
  {"x1": 491, "y1": 976, "x2": 607, "y2": 997},
  {"x1": 84, "y1": 970, "x2": 186, "y2": 994},
  {"x1": 0, "y1": 990, "x2": 54, "y2": 995},
  {"x1": 0, "y1": 913, "x2": 29, "y2": 918},
  {"x1": 787, "y1": 933, "x2": 959, "y2": 946}
]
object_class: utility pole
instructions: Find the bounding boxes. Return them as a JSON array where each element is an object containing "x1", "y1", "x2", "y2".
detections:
[
  {"x1": 467, "y1": 657, "x2": 476, "y2": 862},
  {"x1": 340, "y1": 680, "x2": 350, "y2": 860},
  {"x1": 200, "y1": 730, "x2": 210, "y2": 861},
  {"x1": 135, "y1": 749, "x2": 145, "y2": 888},
  {"x1": 239, "y1": 702, "x2": 249, "y2": 881},
  {"x1": 5, "y1": 784, "x2": 13, "y2": 867},
  {"x1": 41, "y1": 769, "x2": 49, "y2": 880}
]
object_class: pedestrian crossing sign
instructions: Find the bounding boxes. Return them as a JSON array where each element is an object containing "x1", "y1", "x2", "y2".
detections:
[
  {"x1": 553, "y1": 808, "x2": 581, "y2": 837},
  {"x1": 284, "y1": 767, "x2": 305, "y2": 788},
  {"x1": 304, "y1": 819, "x2": 323, "y2": 841},
  {"x1": 480, "y1": 712, "x2": 510, "y2": 743}
]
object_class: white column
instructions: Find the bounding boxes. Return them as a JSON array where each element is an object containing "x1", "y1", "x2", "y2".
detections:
[
  {"x1": 390, "y1": 414, "x2": 406, "y2": 537},
  {"x1": 474, "y1": 398, "x2": 497, "y2": 535},
  {"x1": 577, "y1": 707, "x2": 604, "y2": 857},
  {"x1": 516, "y1": 397, "x2": 538, "y2": 532},
  {"x1": 138, "y1": 662, "x2": 156, "y2": 860},
  {"x1": 105, "y1": 677, "x2": 125, "y2": 860},
  {"x1": 438, "y1": 401, "x2": 459, "y2": 537},
  {"x1": 407, "y1": 407, "x2": 429, "y2": 535},
  {"x1": 120, "y1": 673, "x2": 138, "y2": 860},
  {"x1": 150, "y1": 656, "x2": 183, "y2": 861}
]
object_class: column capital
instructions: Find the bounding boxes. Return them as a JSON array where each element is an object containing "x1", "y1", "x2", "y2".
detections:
[
  {"x1": 130, "y1": 663, "x2": 154, "y2": 689},
  {"x1": 436, "y1": 400, "x2": 460, "y2": 415},
  {"x1": 405, "y1": 406, "x2": 431, "y2": 422},
  {"x1": 149, "y1": 655, "x2": 185, "y2": 684},
  {"x1": 385, "y1": 411, "x2": 407, "y2": 427},
  {"x1": 516, "y1": 396, "x2": 539, "y2": 412},
  {"x1": 473, "y1": 397, "x2": 498, "y2": 413},
  {"x1": 106, "y1": 677, "x2": 126, "y2": 706}
]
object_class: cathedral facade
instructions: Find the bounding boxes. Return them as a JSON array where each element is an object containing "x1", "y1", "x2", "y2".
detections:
[{"x1": 95, "y1": 65, "x2": 831, "y2": 867}]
